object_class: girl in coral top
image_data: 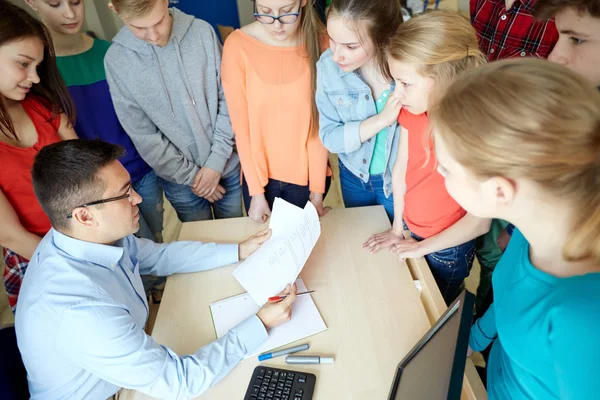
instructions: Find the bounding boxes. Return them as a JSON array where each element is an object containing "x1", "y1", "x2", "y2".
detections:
[
  {"x1": 222, "y1": 0, "x2": 330, "y2": 223},
  {"x1": 0, "y1": 2, "x2": 77, "y2": 313},
  {"x1": 364, "y1": 11, "x2": 490, "y2": 304}
]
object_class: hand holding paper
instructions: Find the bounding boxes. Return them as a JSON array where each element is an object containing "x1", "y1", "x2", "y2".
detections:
[{"x1": 233, "y1": 198, "x2": 321, "y2": 305}]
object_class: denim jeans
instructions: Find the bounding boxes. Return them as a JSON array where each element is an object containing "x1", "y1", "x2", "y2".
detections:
[
  {"x1": 338, "y1": 160, "x2": 394, "y2": 222},
  {"x1": 242, "y1": 177, "x2": 332, "y2": 212},
  {"x1": 133, "y1": 170, "x2": 164, "y2": 243},
  {"x1": 161, "y1": 165, "x2": 243, "y2": 222},
  {"x1": 411, "y1": 230, "x2": 476, "y2": 305}
]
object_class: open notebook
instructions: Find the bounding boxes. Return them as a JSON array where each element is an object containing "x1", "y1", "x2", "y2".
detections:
[{"x1": 209, "y1": 278, "x2": 327, "y2": 358}]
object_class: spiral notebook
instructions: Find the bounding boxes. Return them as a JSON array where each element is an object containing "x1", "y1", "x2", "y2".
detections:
[{"x1": 209, "y1": 278, "x2": 327, "y2": 358}]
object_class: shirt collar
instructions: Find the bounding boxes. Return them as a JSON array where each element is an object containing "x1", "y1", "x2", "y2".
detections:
[
  {"x1": 492, "y1": 0, "x2": 534, "y2": 11},
  {"x1": 52, "y1": 229, "x2": 125, "y2": 270}
]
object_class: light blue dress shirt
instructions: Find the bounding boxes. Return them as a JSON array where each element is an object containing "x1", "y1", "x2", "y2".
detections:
[
  {"x1": 315, "y1": 48, "x2": 401, "y2": 197},
  {"x1": 469, "y1": 229, "x2": 600, "y2": 399},
  {"x1": 15, "y1": 229, "x2": 268, "y2": 400}
]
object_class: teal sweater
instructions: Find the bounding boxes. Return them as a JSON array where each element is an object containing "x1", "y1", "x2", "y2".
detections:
[{"x1": 470, "y1": 229, "x2": 600, "y2": 399}]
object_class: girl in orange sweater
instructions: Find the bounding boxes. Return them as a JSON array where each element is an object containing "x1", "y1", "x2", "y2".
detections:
[{"x1": 222, "y1": 0, "x2": 330, "y2": 223}]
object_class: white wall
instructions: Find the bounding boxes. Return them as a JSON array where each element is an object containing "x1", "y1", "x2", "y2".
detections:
[{"x1": 237, "y1": 0, "x2": 255, "y2": 27}]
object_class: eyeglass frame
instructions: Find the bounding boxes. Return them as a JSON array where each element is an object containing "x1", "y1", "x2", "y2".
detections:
[
  {"x1": 66, "y1": 185, "x2": 132, "y2": 219},
  {"x1": 253, "y1": 1, "x2": 302, "y2": 25}
]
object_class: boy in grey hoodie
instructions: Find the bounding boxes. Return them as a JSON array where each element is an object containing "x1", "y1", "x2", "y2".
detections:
[{"x1": 105, "y1": 0, "x2": 242, "y2": 222}]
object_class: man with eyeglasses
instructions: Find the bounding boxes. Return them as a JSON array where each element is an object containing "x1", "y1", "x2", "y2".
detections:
[{"x1": 15, "y1": 139, "x2": 297, "y2": 399}]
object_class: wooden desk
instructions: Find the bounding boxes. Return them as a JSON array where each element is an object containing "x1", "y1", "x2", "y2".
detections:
[{"x1": 121, "y1": 206, "x2": 485, "y2": 399}]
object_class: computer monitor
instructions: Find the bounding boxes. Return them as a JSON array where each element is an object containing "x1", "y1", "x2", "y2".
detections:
[{"x1": 387, "y1": 290, "x2": 475, "y2": 400}]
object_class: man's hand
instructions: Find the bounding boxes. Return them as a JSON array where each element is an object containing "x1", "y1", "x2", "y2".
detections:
[
  {"x1": 257, "y1": 284, "x2": 297, "y2": 330},
  {"x1": 391, "y1": 236, "x2": 424, "y2": 260},
  {"x1": 249, "y1": 194, "x2": 271, "y2": 223},
  {"x1": 309, "y1": 192, "x2": 331, "y2": 217},
  {"x1": 363, "y1": 228, "x2": 404, "y2": 254},
  {"x1": 191, "y1": 167, "x2": 222, "y2": 199},
  {"x1": 239, "y1": 228, "x2": 272, "y2": 261},
  {"x1": 203, "y1": 184, "x2": 226, "y2": 203}
]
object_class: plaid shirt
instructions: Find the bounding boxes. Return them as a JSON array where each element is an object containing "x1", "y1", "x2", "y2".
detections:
[
  {"x1": 471, "y1": 0, "x2": 558, "y2": 61},
  {"x1": 3, "y1": 248, "x2": 29, "y2": 314}
]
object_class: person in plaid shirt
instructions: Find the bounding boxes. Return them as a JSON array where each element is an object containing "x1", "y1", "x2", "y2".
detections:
[
  {"x1": 470, "y1": 0, "x2": 559, "y2": 319},
  {"x1": 471, "y1": 0, "x2": 559, "y2": 61}
]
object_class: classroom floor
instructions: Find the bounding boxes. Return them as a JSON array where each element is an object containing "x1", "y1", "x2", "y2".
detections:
[{"x1": 0, "y1": 155, "x2": 480, "y2": 328}]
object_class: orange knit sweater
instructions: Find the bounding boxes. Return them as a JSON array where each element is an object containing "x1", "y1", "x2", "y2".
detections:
[{"x1": 221, "y1": 30, "x2": 329, "y2": 196}]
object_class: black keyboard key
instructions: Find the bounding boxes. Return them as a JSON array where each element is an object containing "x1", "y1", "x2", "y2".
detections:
[
  {"x1": 277, "y1": 382, "x2": 285, "y2": 390},
  {"x1": 280, "y1": 372, "x2": 287, "y2": 380},
  {"x1": 257, "y1": 368, "x2": 265, "y2": 378},
  {"x1": 251, "y1": 387, "x2": 259, "y2": 396},
  {"x1": 258, "y1": 394, "x2": 266, "y2": 400},
  {"x1": 298, "y1": 378, "x2": 306, "y2": 384}
]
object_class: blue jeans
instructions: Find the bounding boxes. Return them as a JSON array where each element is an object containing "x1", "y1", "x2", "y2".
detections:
[
  {"x1": 133, "y1": 170, "x2": 164, "y2": 243},
  {"x1": 411, "y1": 230, "x2": 476, "y2": 305},
  {"x1": 339, "y1": 160, "x2": 394, "y2": 222},
  {"x1": 161, "y1": 165, "x2": 243, "y2": 222},
  {"x1": 242, "y1": 177, "x2": 332, "y2": 212}
]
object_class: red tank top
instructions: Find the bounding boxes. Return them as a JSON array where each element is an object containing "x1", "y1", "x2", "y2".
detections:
[
  {"x1": 0, "y1": 97, "x2": 61, "y2": 237},
  {"x1": 399, "y1": 109, "x2": 466, "y2": 238}
]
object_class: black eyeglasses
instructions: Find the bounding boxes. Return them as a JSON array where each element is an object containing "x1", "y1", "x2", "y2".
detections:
[
  {"x1": 66, "y1": 185, "x2": 132, "y2": 219},
  {"x1": 253, "y1": 1, "x2": 302, "y2": 24}
]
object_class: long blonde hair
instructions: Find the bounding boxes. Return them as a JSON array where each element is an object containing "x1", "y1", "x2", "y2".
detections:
[
  {"x1": 387, "y1": 10, "x2": 486, "y2": 96},
  {"x1": 430, "y1": 58, "x2": 600, "y2": 263}
]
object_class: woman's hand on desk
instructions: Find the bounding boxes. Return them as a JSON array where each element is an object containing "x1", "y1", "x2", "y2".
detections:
[
  {"x1": 363, "y1": 228, "x2": 404, "y2": 254},
  {"x1": 391, "y1": 237, "x2": 424, "y2": 260},
  {"x1": 257, "y1": 284, "x2": 297, "y2": 330},
  {"x1": 239, "y1": 228, "x2": 272, "y2": 261},
  {"x1": 309, "y1": 192, "x2": 331, "y2": 218}
]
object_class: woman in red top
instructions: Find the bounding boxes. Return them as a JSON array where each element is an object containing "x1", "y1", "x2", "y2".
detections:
[
  {"x1": 0, "y1": 2, "x2": 77, "y2": 313},
  {"x1": 364, "y1": 11, "x2": 491, "y2": 304}
]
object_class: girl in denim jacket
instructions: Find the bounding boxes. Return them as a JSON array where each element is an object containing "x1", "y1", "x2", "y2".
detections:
[{"x1": 316, "y1": 0, "x2": 403, "y2": 222}]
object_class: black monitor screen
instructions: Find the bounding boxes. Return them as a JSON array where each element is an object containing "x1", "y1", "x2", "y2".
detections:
[{"x1": 388, "y1": 291, "x2": 474, "y2": 400}]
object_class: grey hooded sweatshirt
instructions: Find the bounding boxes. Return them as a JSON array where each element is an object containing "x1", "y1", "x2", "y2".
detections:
[{"x1": 104, "y1": 8, "x2": 238, "y2": 186}]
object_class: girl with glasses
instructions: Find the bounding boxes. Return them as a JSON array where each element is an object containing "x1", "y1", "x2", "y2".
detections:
[
  {"x1": 0, "y1": 1, "x2": 77, "y2": 314},
  {"x1": 222, "y1": 0, "x2": 331, "y2": 223}
]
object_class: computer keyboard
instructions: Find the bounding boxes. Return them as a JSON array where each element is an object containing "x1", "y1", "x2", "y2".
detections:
[{"x1": 243, "y1": 366, "x2": 316, "y2": 400}]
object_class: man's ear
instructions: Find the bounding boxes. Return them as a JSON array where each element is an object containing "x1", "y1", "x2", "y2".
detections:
[
  {"x1": 108, "y1": 2, "x2": 117, "y2": 14},
  {"x1": 71, "y1": 207, "x2": 97, "y2": 228}
]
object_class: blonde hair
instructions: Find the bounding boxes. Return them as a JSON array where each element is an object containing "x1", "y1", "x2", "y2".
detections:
[
  {"x1": 111, "y1": 0, "x2": 162, "y2": 19},
  {"x1": 387, "y1": 10, "x2": 486, "y2": 95},
  {"x1": 429, "y1": 58, "x2": 600, "y2": 263}
]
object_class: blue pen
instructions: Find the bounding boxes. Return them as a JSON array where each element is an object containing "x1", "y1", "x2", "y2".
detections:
[{"x1": 258, "y1": 343, "x2": 310, "y2": 361}]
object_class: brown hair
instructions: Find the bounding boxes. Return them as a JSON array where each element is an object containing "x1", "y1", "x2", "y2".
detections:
[
  {"x1": 535, "y1": 0, "x2": 600, "y2": 19},
  {"x1": 298, "y1": 0, "x2": 326, "y2": 135},
  {"x1": 0, "y1": 0, "x2": 75, "y2": 140},
  {"x1": 429, "y1": 58, "x2": 600, "y2": 263},
  {"x1": 110, "y1": 0, "x2": 162, "y2": 19},
  {"x1": 328, "y1": 0, "x2": 403, "y2": 81},
  {"x1": 387, "y1": 10, "x2": 487, "y2": 97}
]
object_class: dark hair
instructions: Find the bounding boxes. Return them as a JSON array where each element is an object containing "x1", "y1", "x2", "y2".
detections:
[
  {"x1": 535, "y1": 0, "x2": 600, "y2": 19},
  {"x1": 0, "y1": 0, "x2": 75, "y2": 140},
  {"x1": 328, "y1": 0, "x2": 404, "y2": 81},
  {"x1": 32, "y1": 140, "x2": 126, "y2": 231}
]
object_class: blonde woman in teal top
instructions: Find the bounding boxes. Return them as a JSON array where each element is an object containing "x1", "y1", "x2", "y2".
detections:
[{"x1": 429, "y1": 59, "x2": 600, "y2": 399}]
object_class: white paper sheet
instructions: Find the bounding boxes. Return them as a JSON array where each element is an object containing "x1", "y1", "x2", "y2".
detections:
[
  {"x1": 209, "y1": 278, "x2": 327, "y2": 358},
  {"x1": 233, "y1": 198, "x2": 321, "y2": 305}
]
